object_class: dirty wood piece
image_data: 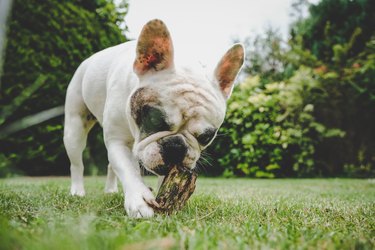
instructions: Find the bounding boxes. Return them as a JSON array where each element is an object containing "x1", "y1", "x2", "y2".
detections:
[{"x1": 151, "y1": 165, "x2": 197, "y2": 214}]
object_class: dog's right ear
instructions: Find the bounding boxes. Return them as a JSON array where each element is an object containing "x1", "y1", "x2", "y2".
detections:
[{"x1": 134, "y1": 19, "x2": 175, "y2": 76}]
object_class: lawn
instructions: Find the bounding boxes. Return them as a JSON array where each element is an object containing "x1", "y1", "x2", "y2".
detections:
[{"x1": 0, "y1": 177, "x2": 374, "y2": 250}]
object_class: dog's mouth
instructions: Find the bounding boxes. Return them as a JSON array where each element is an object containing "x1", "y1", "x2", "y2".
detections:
[
  {"x1": 138, "y1": 150, "x2": 196, "y2": 176},
  {"x1": 139, "y1": 160, "x2": 169, "y2": 175},
  {"x1": 139, "y1": 160, "x2": 197, "y2": 176},
  {"x1": 135, "y1": 133, "x2": 200, "y2": 176}
]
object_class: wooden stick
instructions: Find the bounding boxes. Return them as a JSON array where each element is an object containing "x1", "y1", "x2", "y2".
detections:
[{"x1": 149, "y1": 165, "x2": 198, "y2": 214}]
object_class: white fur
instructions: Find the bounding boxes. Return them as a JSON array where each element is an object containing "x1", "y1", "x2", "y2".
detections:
[{"x1": 64, "y1": 20, "x2": 243, "y2": 218}]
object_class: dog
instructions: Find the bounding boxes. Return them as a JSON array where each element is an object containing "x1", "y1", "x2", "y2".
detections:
[{"x1": 64, "y1": 19, "x2": 244, "y2": 218}]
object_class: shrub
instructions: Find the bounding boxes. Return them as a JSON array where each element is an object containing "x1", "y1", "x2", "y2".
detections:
[{"x1": 209, "y1": 68, "x2": 344, "y2": 178}]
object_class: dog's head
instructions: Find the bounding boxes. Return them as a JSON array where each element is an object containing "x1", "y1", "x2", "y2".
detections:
[{"x1": 128, "y1": 19, "x2": 244, "y2": 175}]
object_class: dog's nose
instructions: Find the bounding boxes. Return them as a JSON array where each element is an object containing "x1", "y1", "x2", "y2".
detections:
[{"x1": 160, "y1": 135, "x2": 188, "y2": 165}]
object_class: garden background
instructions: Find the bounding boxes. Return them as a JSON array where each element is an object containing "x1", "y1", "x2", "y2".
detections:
[{"x1": 0, "y1": 0, "x2": 374, "y2": 179}]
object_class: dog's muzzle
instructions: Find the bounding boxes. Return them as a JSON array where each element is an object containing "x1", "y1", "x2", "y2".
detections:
[
  {"x1": 148, "y1": 135, "x2": 187, "y2": 175},
  {"x1": 160, "y1": 135, "x2": 188, "y2": 165}
]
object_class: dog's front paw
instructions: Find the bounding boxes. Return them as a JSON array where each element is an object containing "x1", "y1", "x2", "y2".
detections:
[
  {"x1": 125, "y1": 187, "x2": 157, "y2": 218},
  {"x1": 70, "y1": 184, "x2": 85, "y2": 196}
]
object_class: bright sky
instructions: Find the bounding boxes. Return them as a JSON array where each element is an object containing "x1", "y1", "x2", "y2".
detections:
[{"x1": 125, "y1": 0, "x2": 318, "y2": 70}]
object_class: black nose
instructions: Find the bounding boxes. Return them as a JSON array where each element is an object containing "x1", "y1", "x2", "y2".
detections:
[{"x1": 160, "y1": 136, "x2": 188, "y2": 165}]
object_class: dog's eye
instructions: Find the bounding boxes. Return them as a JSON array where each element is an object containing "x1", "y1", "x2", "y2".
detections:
[
  {"x1": 141, "y1": 105, "x2": 170, "y2": 134},
  {"x1": 197, "y1": 128, "x2": 217, "y2": 146}
]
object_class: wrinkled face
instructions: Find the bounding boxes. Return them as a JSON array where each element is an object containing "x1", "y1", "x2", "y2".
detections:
[
  {"x1": 130, "y1": 20, "x2": 243, "y2": 175},
  {"x1": 129, "y1": 77, "x2": 226, "y2": 175}
]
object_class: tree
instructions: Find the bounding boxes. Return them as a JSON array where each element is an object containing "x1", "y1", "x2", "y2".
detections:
[
  {"x1": 208, "y1": 0, "x2": 374, "y2": 177},
  {"x1": 294, "y1": 0, "x2": 375, "y2": 176},
  {"x1": 0, "y1": 0, "x2": 129, "y2": 176},
  {"x1": 294, "y1": 0, "x2": 375, "y2": 63}
]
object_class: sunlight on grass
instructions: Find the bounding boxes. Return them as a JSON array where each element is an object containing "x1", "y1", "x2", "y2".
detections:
[{"x1": 0, "y1": 177, "x2": 374, "y2": 249}]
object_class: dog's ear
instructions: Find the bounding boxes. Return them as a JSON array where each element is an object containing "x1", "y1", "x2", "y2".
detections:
[
  {"x1": 134, "y1": 19, "x2": 174, "y2": 76},
  {"x1": 214, "y1": 44, "x2": 244, "y2": 99}
]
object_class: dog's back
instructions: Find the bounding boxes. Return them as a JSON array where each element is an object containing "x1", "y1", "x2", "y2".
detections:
[{"x1": 65, "y1": 41, "x2": 137, "y2": 124}]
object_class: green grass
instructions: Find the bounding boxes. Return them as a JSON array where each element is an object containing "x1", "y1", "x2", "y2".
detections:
[{"x1": 0, "y1": 177, "x2": 374, "y2": 250}]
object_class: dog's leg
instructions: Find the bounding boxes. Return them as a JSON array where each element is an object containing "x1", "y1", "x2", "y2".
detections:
[
  {"x1": 106, "y1": 140, "x2": 156, "y2": 218},
  {"x1": 64, "y1": 109, "x2": 95, "y2": 196},
  {"x1": 64, "y1": 67, "x2": 96, "y2": 196},
  {"x1": 63, "y1": 113, "x2": 89, "y2": 196},
  {"x1": 104, "y1": 163, "x2": 118, "y2": 193}
]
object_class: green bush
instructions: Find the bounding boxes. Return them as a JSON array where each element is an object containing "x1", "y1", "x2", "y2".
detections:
[
  {"x1": 291, "y1": 0, "x2": 375, "y2": 177},
  {"x1": 0, "y1": 0, "x2": 128, "y2": 176},
  {"x1": 209, "y1": 69, "x2": 344, "y2": 178},
  {"x1": 207, "y1": 0, "x2": 374, "y2": 178}
]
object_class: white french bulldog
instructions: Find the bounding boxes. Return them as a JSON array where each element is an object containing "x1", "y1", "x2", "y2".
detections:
[{"x1": 64, "y1": 19, "x2": 244, "y2": 218}]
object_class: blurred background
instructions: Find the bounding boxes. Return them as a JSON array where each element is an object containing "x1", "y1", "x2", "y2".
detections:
[{"x1": 0, "y1": 0, "x2": 374, "y2": 178}]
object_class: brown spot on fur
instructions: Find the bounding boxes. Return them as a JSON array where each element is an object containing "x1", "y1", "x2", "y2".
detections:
[
  {"x1": 134, "y1": 19, "x2": 174, "y2": 75},
  {"x1": 80, "y1": 110, "x2": 97, "y2": 130},
  {"x1": 130, "y1": 87, "x2": 160, "y2": 125},
  {"x1": 86, "y1": 113, "x2": 96, "y2": 122}
]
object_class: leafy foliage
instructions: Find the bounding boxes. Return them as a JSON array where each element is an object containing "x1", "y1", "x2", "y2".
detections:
[
  {"x1": 1, "y1": 0, "x2": 373, "y2": 178},
  {"x1": 294, "y1": 0, "x2": 375, "y2": 62},
  {"x1": 0, "y1": 0, "x2": 128, "y2": 176},
  {"x1": 210, "y1": 71, "x2": 344, "y2": 177},
  {"x1": 294, "y1": 0, "x2": 375, "y2": 176},
  {"x1": 242, "y1": 28, "x2": 288, "y2": 84},
  {"x1": 208, "y1": 0, "x2": 374, "y2": 177}
]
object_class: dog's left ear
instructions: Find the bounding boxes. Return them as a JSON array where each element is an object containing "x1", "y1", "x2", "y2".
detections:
[
  {"x1": 214, "y1": 44, "x2": 244, "y2": 99},
  {"x1": 134, "y1": 19, "x2": 174, "y2": 76}
]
